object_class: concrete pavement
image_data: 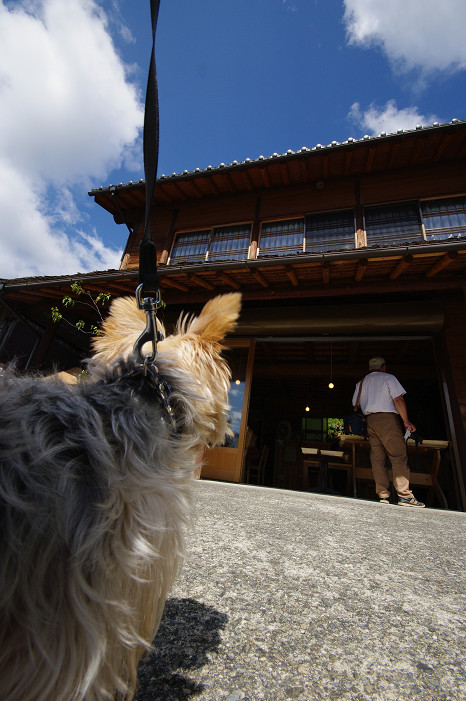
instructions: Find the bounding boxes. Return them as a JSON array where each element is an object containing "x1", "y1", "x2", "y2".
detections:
[{"x1": 136, "y1": 481, "x2": 466, "y2": 701}]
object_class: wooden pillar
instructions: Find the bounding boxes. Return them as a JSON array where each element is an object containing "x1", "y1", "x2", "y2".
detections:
[
  {"x1": 159, "y1": 208, "x2": 179, "y2": 264},
  {"x1": 249, "y1": 196, "x2": 261, "y2": 259},
  {"x1": 437, "y1": 290, "x2": 466, "y2": 510},
  {"x1": 354, "y1": 179, "x2": 365, "y2": 248}
]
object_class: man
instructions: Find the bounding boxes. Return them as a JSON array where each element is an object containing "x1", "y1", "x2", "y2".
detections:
[{"x1": 352, "y1": 357, "x2": 425, "y2": 507}]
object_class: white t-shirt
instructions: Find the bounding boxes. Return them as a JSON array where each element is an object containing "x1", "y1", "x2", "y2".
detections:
[{"x1": 352, "y1": 371, "x2": 406, "y2": 415}]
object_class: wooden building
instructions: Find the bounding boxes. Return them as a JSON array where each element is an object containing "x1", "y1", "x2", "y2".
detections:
[{"x1": 1, "y1": 119, "x2": 466, "y2": 509}]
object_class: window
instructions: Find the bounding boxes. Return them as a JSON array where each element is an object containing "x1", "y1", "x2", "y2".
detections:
[
  {"x1": 259, "y1": 218, "x2": 305, "y2": 256},
  {"x1": 169, "y1": 224, "x2": 250, "y2": 264},
  {"x1": 259, "y1": 211, "x2": 355, "y2": 257},
  {"x1": 209, "y1": 224, "x2": 251, "y2": 261},
  {"x1": 421, "y1": 196, "x2": 466, "y2": 241},
  {"x1": 302, "y1": 417, "x2": 340, "y2": 442},
  {"x1": 305, "y1": 210, "x2": 355, "y2": 252},
  {"x1": 169, "y1": 229, "x2": 210, "y2": 264},
  {"x1": 365, "y1": 202, "x2": 423, "y2": 245}
]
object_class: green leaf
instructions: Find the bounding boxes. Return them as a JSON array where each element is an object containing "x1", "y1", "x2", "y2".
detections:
[
  {"x1": 95, "y1": 292, "x2": 111, "y2": 306},
  {"x1": 70, "y1": 281, "x2": 85, "y2": 296},
  {"x1": 51, "y1": 307, "x2": 62, "y2": 323}
]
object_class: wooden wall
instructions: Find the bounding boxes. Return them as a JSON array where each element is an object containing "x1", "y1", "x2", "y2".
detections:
[{"x1": 120, "y1": 159, "x2": 466, "y2": 270}]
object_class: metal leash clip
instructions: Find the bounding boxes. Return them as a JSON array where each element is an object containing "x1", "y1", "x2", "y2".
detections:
[{"x1": 133, "y1": 284, "x2": 163, "y2": 367}]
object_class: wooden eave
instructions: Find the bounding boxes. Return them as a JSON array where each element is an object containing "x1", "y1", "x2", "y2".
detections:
[
  {"x1": 89, "y1": 121, "x2": 466, "y2": 221},
  {"x1": 3, "y1": 240, "x2": 466, "y2": 327}
]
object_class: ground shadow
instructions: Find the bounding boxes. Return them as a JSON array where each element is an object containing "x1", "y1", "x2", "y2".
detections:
[{"x1": 134, "y1": 597, "x2": 228, "y2": 701}]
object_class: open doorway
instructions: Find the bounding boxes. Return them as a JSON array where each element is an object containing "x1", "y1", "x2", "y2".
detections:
[{"x1": 245, "y1": 336, "x2": 456, "y2": 508}]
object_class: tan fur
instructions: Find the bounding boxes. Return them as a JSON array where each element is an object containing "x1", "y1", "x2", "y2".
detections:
[{"x1": 0, "y1": 293, "x2": 241, "y2": 701}]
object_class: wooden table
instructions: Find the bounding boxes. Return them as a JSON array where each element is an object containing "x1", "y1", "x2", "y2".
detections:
[
  {"x1": 301, "y1": 447, "x2": 352, "y2": 495},
  {"x1": 339, "y1": 436, "x2": 449, "y2": 507}
]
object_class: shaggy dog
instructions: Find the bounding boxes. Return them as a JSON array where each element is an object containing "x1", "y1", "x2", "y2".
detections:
[{"x1": 0, "y1": 292, "x2": 241, "y2": 701}]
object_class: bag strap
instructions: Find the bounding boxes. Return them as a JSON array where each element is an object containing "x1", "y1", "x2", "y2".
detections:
[{"x1": 354, "y1": 376, "x2": 364, "y2": 410}]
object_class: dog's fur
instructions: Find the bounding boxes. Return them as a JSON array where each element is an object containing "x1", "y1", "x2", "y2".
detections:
[{"x1": 0, "y1": 292, "x2": 241, "y2": 701}]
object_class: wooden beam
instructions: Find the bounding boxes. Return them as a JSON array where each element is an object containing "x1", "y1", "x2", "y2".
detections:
[
  {"x1": 299, "y1": 158, "x2": 310, "y2": 181},
  {"x1": 240, "y1": 169, "x2": 254, "y2": 191},
  {"x1": 208, "y1": 177, "x2": 222, "y2": 196},
  {"x1": 217, "y1": 272, "x2": 241, "y2": 290},
  {"x1": 168, "y1": 182, "x2": 188, "y2": 201},
  {"x1": 259, "y1": 168, "x2": 271, "y2": 188},
  {"x1": 253, "y1": 363, "x2": 434, "y2": 381},
  {"x1": 425, "y1": 251, "x2": 458, "y2": 278},
  {"x1": 387, "y1": 141, "x2": 400, "y2": 169},
  {"x1": 280, "y1": 162, "x2": 290, "y2": 186},
  {"x1": 322, "y1": 262, "x2": 330, "y2": 284},
  {"x1": 188, "y1": 180, "x2": 204, "y2": 198},
  {"x1": 283, "y1": 265, "x2": 299, "y2": 287},
  {"x1": 322, "y1": 155, "x2": 329, "y2": 179},
  {"x1": 355, "y1": 259, "x2": 368, "y2": 282},
  {"x1": 160, "y1": 278, "x2": 189, "y2": 292},
  {"x1": 250, "y1": 269, "x2": 269, "y2": 288},
  {"x1": 432, "y1": 132, "x2": 453, "y2": 161},
  {"x1": 189, "y1": 274, "x2": 215, "y2": 291},
  {"x1": 389, "y1": 254, "x2": 414, "y2": 280},
  {"x1": 365, "y1": 147, "x2": 376, "y2": 172},
  {"x1": 344, "y1": 149, "x2": 353, "y2": 176}
]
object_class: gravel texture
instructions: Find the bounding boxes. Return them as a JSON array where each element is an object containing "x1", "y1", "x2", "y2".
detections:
[{"x1": 135, "y1": 481, "x2": 466, "y2": 701}]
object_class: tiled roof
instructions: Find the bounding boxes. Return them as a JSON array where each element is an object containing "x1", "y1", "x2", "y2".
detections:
[{"x1": 89, "y1": 119, "x2": 464, "y2": 194}]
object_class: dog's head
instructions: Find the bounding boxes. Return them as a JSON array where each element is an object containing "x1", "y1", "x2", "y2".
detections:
[{"x1": 92, "y1": 293, "x2": 241, "y2": 446}]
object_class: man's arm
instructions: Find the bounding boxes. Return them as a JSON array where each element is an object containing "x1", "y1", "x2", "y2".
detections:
[{"x1": 393, "y1": 395, "x2": 416, "y2": 432}]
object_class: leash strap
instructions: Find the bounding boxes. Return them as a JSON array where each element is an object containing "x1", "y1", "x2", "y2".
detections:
[
  {"x1": 138, "y1": 0, "x2": 161, "y2": 299},
  {"x1": 134, "y1": 0, "x2": 163, "y2": 363}
]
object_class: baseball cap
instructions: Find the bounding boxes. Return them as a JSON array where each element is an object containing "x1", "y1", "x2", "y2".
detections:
[{"x1": 369, "y1": 357, "x2": 386, "y2": 370}]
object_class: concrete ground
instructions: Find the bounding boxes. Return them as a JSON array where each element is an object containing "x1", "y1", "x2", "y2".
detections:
[{"x1": 135, "y1": 481, "x2": 466, "y2": 701}]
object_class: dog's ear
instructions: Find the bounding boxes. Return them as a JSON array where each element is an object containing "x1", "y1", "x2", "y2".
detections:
[
  {"x1": 91, "y1": 296, "x2": 165, "y2": 364},
  {"x1": 186, "y1": 293, "x2": 241, "y2": 342}
]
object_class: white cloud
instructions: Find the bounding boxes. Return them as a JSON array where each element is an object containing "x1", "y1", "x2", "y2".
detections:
[
  {"x1": 0, "y1": 0, "x2": 144, "y2": 278},
  {"x1": 343, "y1": 0, "x2": 466, "y2": 74},
  {"x1": 348, "y1": 100, "x2": 439, "y2": 135}
]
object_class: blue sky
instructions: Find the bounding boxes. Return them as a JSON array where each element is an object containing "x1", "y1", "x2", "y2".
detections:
[{"x1": 1, "y1": 0, "x2": 465, "y2": 278}]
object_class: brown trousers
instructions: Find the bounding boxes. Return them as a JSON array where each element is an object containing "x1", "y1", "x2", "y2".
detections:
[{"x1": 366, "y1": 413, "x2": 413, "y2": 499}]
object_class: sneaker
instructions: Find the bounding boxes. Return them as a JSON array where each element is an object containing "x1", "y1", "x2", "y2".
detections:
[
  {"x1": 398, "y1": 496, "x2": 425, "y2": 508},
  {"x1": 379, "y1": 498, "x2": 390, "y2": 504}
]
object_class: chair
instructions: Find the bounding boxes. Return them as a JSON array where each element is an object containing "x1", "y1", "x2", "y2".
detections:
[{"x1": 246, "y1": 445, "x2": 269, "y2": 485}]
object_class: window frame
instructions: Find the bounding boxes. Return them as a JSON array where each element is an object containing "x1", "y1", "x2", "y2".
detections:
[
  {"x1": 363, "y1": 199, "x2": 424, "y2": 247},
  {"x1": 304, "y1": 208, "x2": 357, "y2": 253},
  {"x1": 420, "y1": 194, "x2": 466, "y2": 242},
  {"x1": 168, "y1": 222, "x2": 252, "y2": 265},
  {"x1": 258, "y1": 216, "x2": 306, "y2": 257}
]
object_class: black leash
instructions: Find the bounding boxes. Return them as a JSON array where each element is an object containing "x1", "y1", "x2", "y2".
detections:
[{"x1": 134, "y1": 0, "x2": 163, "y2": 365}]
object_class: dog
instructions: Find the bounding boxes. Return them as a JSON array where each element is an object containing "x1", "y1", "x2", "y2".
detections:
[{"x1": 0, "y1": 292, "x2": 241, "y2": 701}]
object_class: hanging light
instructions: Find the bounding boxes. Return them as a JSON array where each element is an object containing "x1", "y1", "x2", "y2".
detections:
[
  {"x1": 305, "y1": 405, "x2": 310, "y2": 412},
  {"x1": 328, "y1": 342, "x2": 335, "y2": 389}
]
